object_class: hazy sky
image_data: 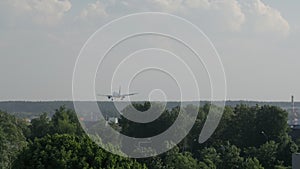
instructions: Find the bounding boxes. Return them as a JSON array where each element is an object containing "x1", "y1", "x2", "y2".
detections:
[{"x1": 0, "y1": 0, "x2": 299, "y2": 101}]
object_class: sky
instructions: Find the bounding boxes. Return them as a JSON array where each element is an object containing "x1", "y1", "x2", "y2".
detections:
[{"x1": 0, "y1": 0, "x2": 299, "y2": 101}]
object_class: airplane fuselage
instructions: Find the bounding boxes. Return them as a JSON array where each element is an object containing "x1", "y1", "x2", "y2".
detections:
[{"x1": 98, "y1": 86, "x2": 137, "y2": 101}]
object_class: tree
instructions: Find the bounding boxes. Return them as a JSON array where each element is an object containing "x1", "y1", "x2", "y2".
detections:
[
  {"x1": 120, "y1": 102, "x2": 178, "y2": 138},
  {"x1": 276, "y1": 133, "x2": 298, "y2": 166},
  {"x1": 13, "y1": 134, "x2": 147, "y2": 169},
  {"x1": 0, "y1": 110, "x2": 27, "y2": 169},
  {"x1": 199, "y1": 147, "x2": 221, "y2": 167},
  {"x1": 1, "y1": 103, "x2": 297, "y2": 169},
  {"x1": 218, "y1": 142, "x2": 244, "y2": 169},
  {"x1": 274, "y1": 165, "x2": 290, "y2": 169},
  {"x1": 245, "y1": 141, "x2": 279, "y2": 169},
  {"x1": 243, "y1": 158, "x2": 264, "y2": 169},
  {"x1": 198, "y1": 159, "x2": 217, "y2": 169},
  {"x1": 209, "y1": 105, "x2": 234, "y2": 142},
  {"x1": 224, "y1": 104, "x2": 259, "y2": 148},
  {"x1": 256, "y1": 106, "x2": 289, "y2": 144},
  {"x1": 29, "y1": 112, "x2": 50, "y2": 139},
  {"x1": 50, "y1": 106, "x2": 84, "y2": 136},
  {"x1": 164, "y1": 146, "x2": 200, "y2": 169},
  {"x1": 139, "y1": 156, "x2": 165, "y2": 169}
]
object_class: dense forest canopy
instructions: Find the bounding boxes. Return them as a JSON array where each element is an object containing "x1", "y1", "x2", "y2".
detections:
[{"x1": 0, "y1": 103, "x2": 299, "y2": 169}]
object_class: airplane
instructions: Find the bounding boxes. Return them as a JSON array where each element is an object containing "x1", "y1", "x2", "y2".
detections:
[{"x1": 98, "y1": 86, "x2": 138, "y2": 101}]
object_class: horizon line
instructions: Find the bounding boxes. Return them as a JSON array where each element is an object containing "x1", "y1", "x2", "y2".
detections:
[{"x1": 0, "y1": 99, "x2": 297, "y2": 103}]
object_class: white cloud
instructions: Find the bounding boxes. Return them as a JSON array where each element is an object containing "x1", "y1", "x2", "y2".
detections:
[
  {"x1": 149, "y1": 0, "x2": 185, "y2": 13},
  {"x1": 3, "y1": 0, "x2": 71, "y2": 25},
  {"x1": 111, "y1": 0, "x2": 245, "y2": 31},
  {"x1": 1, "y1": 0, "x2": 290, "y2": 36},
  {"x1": 184, "y1": 0, "x2": 210, "y2": 9},
  {"x1": 107, "y1": 0, "x2": 288, "y2": 35},
  {"x1": 205, "y1": 0, "x2": 245, "y2": 31},
  {"x1": 80, "y1": 1, "x2": 107, "y2": 20},
  {"x1": 149, "y1": 0, "x2": 289, "y2": 34},
  {"x1": 242, "y1": 0, "x2": 290, "y2": 36}
]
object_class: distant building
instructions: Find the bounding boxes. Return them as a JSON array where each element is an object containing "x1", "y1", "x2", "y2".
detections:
[
  {"x1": 24, "y1": 118, "x2": 31, "y2": 123},
  {"x1": 108, "y1": 117, "x2": 118, "y2": 124},
  {"x1": 288, "y1": 96, "x2": 299, "y2": 126},
  {"x1": 288, "y1": 96, "x2": 300, "y2": 141},
  {"x1": 293, "y1": 153, "x2": 300, "y2": 169},
  {"x1": 105, "y1": 117, "x2": 119, "y2": 127}
]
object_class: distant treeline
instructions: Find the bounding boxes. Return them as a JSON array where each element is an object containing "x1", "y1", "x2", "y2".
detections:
[{"x1": 0, "y1": 100, "x2": 298, "y2": 116}]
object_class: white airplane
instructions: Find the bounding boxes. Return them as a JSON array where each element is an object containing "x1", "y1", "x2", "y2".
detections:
[{"x1": 98, "y1": 87, "x2": 138, "y2": 101}]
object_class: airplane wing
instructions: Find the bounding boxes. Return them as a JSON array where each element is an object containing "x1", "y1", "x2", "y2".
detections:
[
  {"x1": 97, "y1": 94, "x2": 113, "y2": 97},
  {"x1": 121, "y1": 93, "x2": 138, "y2": 97}
]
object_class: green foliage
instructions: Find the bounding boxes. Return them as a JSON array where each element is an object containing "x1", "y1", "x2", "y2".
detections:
[
  {"x1": 0, "y1": 110, "x2": 28, "y2": 169},
  {"x1": 120, "y1": 103, "x2": 178, "y2": 138},
  {"x1": 13, "y1": 134, "x2": 146, "y2": 169},
  {"x1": 245, "y1": 141, "x2": 279, "y2": 169},
  {"x1": 138, "y1": 156, "x2": 165, "y2": 169},
  {"x1": 256, "y1": 106, "x2": 289, "y2": 143},
  {"x1": 10, "y1": 106, "x2": 147, "y2": 169},
  {"x1": 224, "y1": 104, "x2": 259, "y2": 147},
  {"x1": 274, "y1": 165, "x2": 289, "y2": 169},
  {"x1": 50, "y1": 106, "x2": 84, "y2": 136},
  {"x1": 0, "y1": 103, "x2": 297, "y2": 169},
  {"x1": 243, "y1": 158, "x2": 264, "y2": 169},
  {"x1": 29, "y1": 112, "x2": 50, "y2": 139},
  {"x1": 199, "y1": 147, "x2": 221, "y2": 166},
  {"x1": 221, "y1": 105, "x2": 291, "y2": 149},
  {"x1": 209, "y1": 105, "x2": 234, "y2": 142},
  {"x1": 131, "y1": 102, "x2": 151, "y2": 112},
  {"x1": 276, "y1": 133, "x2": 298, "y2": 166},
  {"x1": 218, "y1": 142, "x2": 244, "y2": 169},
  {"x1": 198, "y1": 159, "x2": 217, "y2": 169},
  {"x1": 119, "y1": 103, "x2": 296, "y2": 169},
  {"x1": 29, "y1": 106, "x2": 85, "y2": 140},
  {"x1": 164, "y1": 146, "x2": 199, "y2": 169}
]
